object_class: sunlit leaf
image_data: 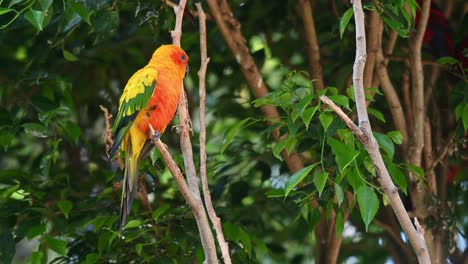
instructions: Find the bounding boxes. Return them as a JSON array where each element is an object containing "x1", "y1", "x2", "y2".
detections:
[
  {"x1": 284, "y1": 163, "x2": 319, "y2": 197},
  {"x1": 340, "y1": 8, "x2": 354, "y2": 39},
  {"x1": 46, "y1": 237, "x2": 67, "y2": 255},
  {"x1": 124, "y1": 220, "x2": 142, "y2": 229},
  {"x1": 22, "y1": 123, "x2": 51, "y2": 138},
  {"x1": 63, "y1": 50, "x2": 79, "y2": 62},
  {"x1": 387, "y1": 131, "x2": 402, "y2": 145},
  {"x1": 24, "y1": 9, "x2": 45, "y2": 31},
  {"x1": 221, "y1": 118, "x2": 253, "y2": 153}
]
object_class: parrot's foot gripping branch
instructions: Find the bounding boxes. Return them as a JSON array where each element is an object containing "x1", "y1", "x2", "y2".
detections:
[{"x1": 148, "y1": 124, "x2": 161, "y2": 143}]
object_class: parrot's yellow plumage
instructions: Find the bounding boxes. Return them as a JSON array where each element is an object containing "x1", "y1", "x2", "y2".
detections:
[{"x1": 110, "y1": 45, "x2": 189, "y2": 232}]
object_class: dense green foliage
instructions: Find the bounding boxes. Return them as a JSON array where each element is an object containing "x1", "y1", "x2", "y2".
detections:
[{"x1": 0, "y1": 0, "x2": 466, "y2": 263}]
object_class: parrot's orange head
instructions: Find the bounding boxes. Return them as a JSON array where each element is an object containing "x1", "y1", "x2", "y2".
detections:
[{"x1": 149, "y1": 45, "x2": 189, "y2": 79}]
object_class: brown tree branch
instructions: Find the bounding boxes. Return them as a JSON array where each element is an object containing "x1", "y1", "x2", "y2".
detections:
[
  {"x1": 196, "y1": 3, "x2": 231, "y2": 263},
  {"x1": 206, "y1": 0, "x2": 304, "y2": 174},
  {"x1": 319, "y1": 1, "x2": 431, "y2": 262},
  {"x1": 402, "y1": 70, "x2": 413, "y2": 135},
  {"x1": 408, "y1": 0, "x2": 430, "y2": 170},
  {"x1": 407, "y1": 1, "x2": 434, "y2": 261},
  {"x1": 363, "y1": 11, "x2": 380, "y2": 90},
  {"x1": 297, "y1": 0, "x2": 325, "y2": 90},
  {"x1": 375, "y1": 30, "x2": 409, "y2": 153},
  {"x1": 170, "y1": 2, "x2": 218, "y2": 262},
  {"x1": 423, "y1": 118, "x2": 437, "y2": 195}
]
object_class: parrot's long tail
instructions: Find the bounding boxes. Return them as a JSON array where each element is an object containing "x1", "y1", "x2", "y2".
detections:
[{"x1": 119, "y1": 142, "x2": 139, "y2": 234}]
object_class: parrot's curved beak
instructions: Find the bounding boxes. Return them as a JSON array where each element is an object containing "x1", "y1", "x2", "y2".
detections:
[{"x1": 185, "y1": 64, "x2": 189, "y2": 78}]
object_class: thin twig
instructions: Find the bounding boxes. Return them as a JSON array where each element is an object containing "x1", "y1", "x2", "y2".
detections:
[
  {"x1": 196, "y1": 3, "x2": 231, "y2": 263},
  {"x1": 170, "y1": 2, "x2": 219, "y2": 263},
  {"x1": 99, "y1": 105, "x2": 114, "y2": 158}
]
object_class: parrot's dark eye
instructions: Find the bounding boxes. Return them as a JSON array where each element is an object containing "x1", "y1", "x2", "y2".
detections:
[{"x1": 180, "y1": 55, "x2": 187, "y2": 62}]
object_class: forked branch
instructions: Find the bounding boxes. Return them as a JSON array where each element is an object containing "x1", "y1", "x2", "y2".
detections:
[{"x1": 320, "y1": 1, "x2": 430, "y2": 263}]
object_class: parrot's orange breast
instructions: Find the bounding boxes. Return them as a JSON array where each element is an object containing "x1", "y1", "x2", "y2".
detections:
[{"x1": 135, "y1": 78, "x2": 182, "y2": 136}]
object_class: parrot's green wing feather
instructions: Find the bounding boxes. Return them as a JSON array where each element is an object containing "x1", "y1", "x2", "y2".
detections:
[{"x1": 110, "y1": 68, "x2": 157, "y2": 157}]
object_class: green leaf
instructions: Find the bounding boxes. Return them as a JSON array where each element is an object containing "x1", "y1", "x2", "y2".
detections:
[
  {"x1": 0, "y1": 8, "x2": 14, "y2": 15},
  {"x1": 406, "y1": 164, "x2": 424, "y2": 179},
  {"x1": 153, "y1": 204, "x2": 170, "y2": 221},
  {"x1": 319, "y1": 112, "x2": 333, "y2": 131},
  {"x1": 387, "y1": 131, "x2": 403, "y2": 145},
  {"x1": 57, "y1": 200, "x2": 73, "y2": 219},
  {"x1": 387, "y1": 163, "x2": 407, "y2": 195},
  {"x1": 356, "y1": 185, "x2": 379, "y2": 231},
  {"x1": 39, "y1": 0, "x2": 53, "y2": 10},
  {"x1": 436, "y1": 56, "x2": 458, "y2": 65},
  {"x1": 46, "y1": 237, "x2": 67, "y2": 255},
  {"x1": 223, "y1": 223, "x2": 252, "y2": 257},
  {"x1": 334, "y1": 183, "x2": 344, "y2": 206},
  {"x1": 363, "y1": 157, "x2": 376, "y2": 176},
  {"x1": 124, "y1": 219, "x2": 142, "y2": 229},
  {"x1": 24, "y1": 9, "x2": 45, "y2": 31},
  {"x1": 63, "y1": 50, "x2": 79, "y2": 62},
  {"x1": 374, "y1": 132, "x2": 394, "y2": 158},
  {"x1": 302, "y1": 105, "x2": 319, "y2": 129},
  {"x1": 347, "y1": 166, "x2": 364, "y2": 191},
  {"x1": 0, "y1": 129, "x2": 15, "y2": 150},
  {"x1": 265, "y1": 189, "x2": 284, "y2": 198},
  {"x1": 328, "y1": 95, "x2": 350, "y2": 110},
  {"x1": 459, "y1": 104, "x2": 468, "y2": 131},
  {"x1": 9, "y1": 0, "x2": 25, "y2": 8},
  {"x1": 335, "y1": 211, "x2": 344, "y2": 236},
  {"x1": 27, "y1": 251, "x2": 43, "y2": 264},
  {"x1": 22, "y1": 123, "x2": 51, "y2": 138},
  {"x1": 221, "y1": 118, "x2": 252, "y2": 153},
  {"x1": 313, "y1": 171, "x2": 328, "y2": 197},
  {"x1": 327, "y1": 137, "x2": 360, "y2": 172},
  {"x1": 367, "y1": 107, "x2": 386, "y2": 122},
  {"x1": 135, "y1": 244, "x2": 143, "y2": 256},
  {"x1": 284, "y1": 163, "x2": 319, "y2": 197},
  {"x1": 292, "y1": 93, "x2": 314, "y2": 122},
  {"x1": 273, "y1": 138, "x2": 287, "y2": 161},
  {"x1": 85, "y1": 253, "x2": 99, "y2": 264},
  {"x1": 0, "y1": 184, "x2": 19, "y2": 200},
  {"x1": 26, "y1": 225, "x2": 46, "y2": 239},
  {"x1": 63, "y1": 121, "x2": 81, "y2": 142},
  {"x1": 340, "y1": 8, "x2": 354, "y2": 39},
  {"x1": 69, "y1": 1, "x2": 91, "y2": 25}
]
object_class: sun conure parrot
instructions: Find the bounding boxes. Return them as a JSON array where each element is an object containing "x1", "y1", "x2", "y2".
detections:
[{"x1": 109, "y1": 44, "x2": 189, "y2": 231}]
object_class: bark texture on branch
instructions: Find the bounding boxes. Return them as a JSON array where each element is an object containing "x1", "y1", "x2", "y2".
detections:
[
  {"x1": 320, "y1": 1, "x2": 431, "y2": 263},
  {"x1": 196, "y1": 3, "x2": 231, "y2": 263},
  {"x1": 206, "y1": 0, "x2": 304, "y2": 173},
  {"x1": 297, "y1": 0, "x2": 324, "y2": 90},
  {"x1": 170, "y1": 1, "x2": 218, "y2": 262}
]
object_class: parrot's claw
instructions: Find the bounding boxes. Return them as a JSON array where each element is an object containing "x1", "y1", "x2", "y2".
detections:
[{"x1": 148, "y1": 124, "x2": 161, "y2": 143}]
